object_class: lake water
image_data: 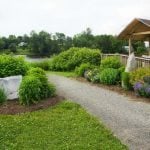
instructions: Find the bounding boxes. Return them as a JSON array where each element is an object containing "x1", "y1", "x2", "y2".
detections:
[{"x1": 15, "y1": 55, "x2": 49, "y2": 62}]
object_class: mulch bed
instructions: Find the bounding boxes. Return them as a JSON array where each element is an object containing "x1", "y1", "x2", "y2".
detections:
[
  {"x1": 0, "y1": 96, "x2": 64, "y2": 115},
  {"x1": 74, "y1": 77, "x2": 150, "y2": 103}
]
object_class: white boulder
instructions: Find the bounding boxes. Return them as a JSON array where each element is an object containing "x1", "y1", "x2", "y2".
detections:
[
  {"x1": 0, "y1": 75, "x2": 22, "y2": 100},
  {"x1": 125, "y1": 52, "x2": 137, "y2": 72}
]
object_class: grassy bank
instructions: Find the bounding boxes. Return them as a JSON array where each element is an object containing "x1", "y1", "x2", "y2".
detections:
[{"x1": 0, "y1": 101, "x2": 127, "y2": 149}]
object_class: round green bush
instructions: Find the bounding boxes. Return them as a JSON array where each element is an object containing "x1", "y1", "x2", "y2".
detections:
[
  {"x1": 27, "y1": 67, "x2": 53, "y2": 99},
  {"x1": 100, "y1": 68, "x2": 119, "y2": 85},
  {"x1": 19, "y1": 75, "x2": 42, "y2": 105},
  {"x1": 48, "y1": 83, "x2": 56, "y2": 97},
  {"x1": 100, "y1": 56, "x2": 122, "y2": 70},
  {"x1": 0, "y1": 88, "x2": 7, "y2": 104},
  {"x1": 0, "y1": 55, "x2": 28, "y2": 77},
  {"x1": 75, "y1": 63, "x2": 94, "y2": 77},
  {"x1": 19, "y1": 69, "x2": 56, "y2": 105},
  {"x1": 49, "y1": 47, "x2": 101, "y2": 71},
  {"x1": 27, "y1": 67, "x2": 46, "y2": 77}
]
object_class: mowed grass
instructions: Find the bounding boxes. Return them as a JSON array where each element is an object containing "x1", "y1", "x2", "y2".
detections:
[
  {"x1": 47, "y1": 71, "x2": 76, "y2": 78},
  {"x1": 0, "y1": 101, "x2": 127, "y2": 150}
]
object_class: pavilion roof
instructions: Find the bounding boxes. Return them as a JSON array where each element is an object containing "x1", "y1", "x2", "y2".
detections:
[{"x1": 118, "y1": 18, "x2": 150, "y2": 40}]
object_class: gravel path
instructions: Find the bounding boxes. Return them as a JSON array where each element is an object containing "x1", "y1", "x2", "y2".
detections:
[{"x1": 48, "y1": 75, "x2": 150, "y2": 150}]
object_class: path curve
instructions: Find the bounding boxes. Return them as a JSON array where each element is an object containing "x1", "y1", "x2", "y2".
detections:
[{"x1": 48, "y1": 75, "x2": 150, "y2": 150}]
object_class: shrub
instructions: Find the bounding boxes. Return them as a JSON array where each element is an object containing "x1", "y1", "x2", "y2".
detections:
[
  {"x1": 48, "y1": 83, "x2": 56, "y2": 97},
  {"x1": 27, "y1": 67, "x2": 46, "y2": 77},
  {"x1": 121, "y1": 72, "x2": 132, "y2": 90},
  {"x1": 143, "y1": 76, "x2": 150, "y2": 84},
  {"x1": 100, "y1": 56, "x2": 122, "y2": 70},
  {"x1": 133, "y1": 82, "x2": 150, "y2": 98},
  {"x1": 30, "y1": 60, "x2": 50, "y2": 70},
  {"x1": 49, "y1": 47, "x2": 101, "y2": 71},
  {"x1": 100, "y1": 68, "x2": 119, "y2": 85},
  {"x1": 0, "y1": 88, "x2": 7, "y2": 104},
  {"x1": 75, "y1": 63, "x2": 94, "y2": 77},
  {"x1": 85, "y1": 68, "x2": 100, "y2": 83},
  {"x1": 19, "y1": 75, "x2": 42, "y2": 105},
  {"x1": 19, "y1": 68, "x2": 56, "y2": 105},
  {"x1": 130, "y1": 67, "x2": 150, "y2": 85},
  {"x1": 0, "y1": 55, "x2": 28, "y2": 77},
  {"x1": 29, "y1": 67, "x2": 55, "y2": 98}
]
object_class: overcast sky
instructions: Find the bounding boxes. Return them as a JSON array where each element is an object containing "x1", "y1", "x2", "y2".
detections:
[{"x1": 0, "y1": 0, "x2": 149, "y2": 37}]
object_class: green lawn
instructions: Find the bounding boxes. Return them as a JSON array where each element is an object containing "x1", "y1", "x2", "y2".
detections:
[
  {"x1": 0, "y1": 101, "x2": 127, "y2": 150},
  {"x1": 47, "y1": 71, "x2": 76, "y2": 78}
]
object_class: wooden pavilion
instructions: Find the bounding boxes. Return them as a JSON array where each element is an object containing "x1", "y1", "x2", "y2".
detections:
[{"x1": 118, "y1": 18, "x2": 150, "y2": 55}]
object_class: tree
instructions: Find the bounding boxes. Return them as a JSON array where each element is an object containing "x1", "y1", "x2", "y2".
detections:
[
  {"x1": 132, "y1": 41, "x2": 146, "y2": 55},
  {"x1": 94, "y1": 35, "x2": 126, "y2": 53},
  {"x1": 73, "y1": 28, "x2": 95, "y2": 48},
  {"x1": 0, "y1": 38, "x2": 5, "y2": 50},
  {"x1": 29, "y1": 31, "x2": 56, "y2": 56},
  {"x1": 52, "y1": 33, "x2": 73, "y2": 51},
  {"x1": 9, "y1": 43, "x2": 17, "y2": 52}
]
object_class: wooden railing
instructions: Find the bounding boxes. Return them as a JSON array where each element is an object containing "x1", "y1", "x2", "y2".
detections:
[{"x1": 101, "y1": 54, "x2": 150, "y2": 68}]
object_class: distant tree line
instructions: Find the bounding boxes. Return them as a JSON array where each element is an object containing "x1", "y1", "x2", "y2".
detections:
[{"x1": 0, "y1": 28, "x2": 146, "y2": 56}]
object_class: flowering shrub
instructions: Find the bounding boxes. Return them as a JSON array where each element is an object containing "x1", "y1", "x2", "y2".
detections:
[
  {"x1": 75, "y1": 63, "x2": 94, "y2": 77},
  {"x1": 130, "y1": 67, "x2": 150, "y2": 85},
  {"x1": 133, "y1": 82, "x2": 150, "y2": 98},
  {"x1": 84, "y1": 68, "x2": 100, "y2": 83}
]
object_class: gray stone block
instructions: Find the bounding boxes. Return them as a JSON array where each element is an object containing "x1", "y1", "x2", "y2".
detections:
[{"x1": 0, "y1": 75, "x2": 22, "y2": 100}]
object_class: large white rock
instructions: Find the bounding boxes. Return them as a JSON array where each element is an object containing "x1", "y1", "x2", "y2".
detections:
[
  {"x1": 0, "y1": 75, "x2": 22, "y2": 100},
  {"x1": 125, "y1": 52, "x2": 137, "y2": 72}
]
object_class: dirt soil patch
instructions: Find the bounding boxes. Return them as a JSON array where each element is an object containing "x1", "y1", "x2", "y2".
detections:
[
  {"x1": 74, "y1": 77, "x2": 150, "y2": 103},
  {"x1": 0, "y1": 96, "x2": 64, "y2": 115}
]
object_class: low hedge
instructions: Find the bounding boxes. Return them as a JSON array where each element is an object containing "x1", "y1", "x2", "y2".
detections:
[{"x1": 49, "y1": 47, "x2": 101, "y2": 71}]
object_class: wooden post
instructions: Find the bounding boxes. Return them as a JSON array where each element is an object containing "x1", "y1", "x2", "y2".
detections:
[{"x1": 129, "y1": 38, "x2": 132, "y2": 55}]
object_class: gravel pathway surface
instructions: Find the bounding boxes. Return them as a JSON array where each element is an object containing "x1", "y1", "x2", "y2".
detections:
[{"x1": 48, "y1": 75, "x2": 150, "y2": 150}]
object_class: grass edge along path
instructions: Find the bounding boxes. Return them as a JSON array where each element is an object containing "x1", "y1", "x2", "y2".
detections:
[
  {"x1": 0, "y1": 101, "x2": 127, "y2": 150},
  {"x1": 47, "y1": 71, "x2": 76, "y2": 78}
]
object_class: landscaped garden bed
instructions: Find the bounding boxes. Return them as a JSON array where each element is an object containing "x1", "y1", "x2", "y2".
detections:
[
  {"x1": 75, "y1": 77, "x2": 150, "y2": 103},
  {"x1": 0, "y1": 96, "x2": 63, "y2": 115},
  {"x1": 45, "y1": 47, "x2": 150, "y2": 101}
]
